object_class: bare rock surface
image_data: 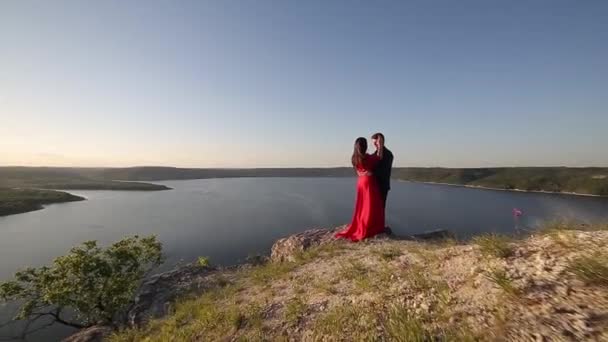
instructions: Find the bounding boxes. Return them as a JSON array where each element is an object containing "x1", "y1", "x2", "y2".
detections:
[
  {"x1": 61, "y1": 325, "x2": 112, "y2": 342},
  {"x1": 270, "y1": 226, "x2": 344, "y2": 262},
  {"x1": 127, "y1": 263, "x2": 239, "y2": 326},
  {"x1": 270, "y1": 226, "x2": 453, "y2": 262}
]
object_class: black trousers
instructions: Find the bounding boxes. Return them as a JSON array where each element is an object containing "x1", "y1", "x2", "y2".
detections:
[{"x1": 380, "y1": 188, "x2": 389, "y2": 209}]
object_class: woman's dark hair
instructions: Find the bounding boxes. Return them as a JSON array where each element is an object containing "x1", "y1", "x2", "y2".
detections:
[{"x1": 352, "y1": 137, "x2": 367, "y2": 167}]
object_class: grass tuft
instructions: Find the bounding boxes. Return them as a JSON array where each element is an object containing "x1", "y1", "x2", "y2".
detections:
[
  {"x1": 312, "y1": 278, "x2": 339, "y2": 295},
  {"x1": 385, "y1": 304, "x2": 432, "y2": 342},
  {"x1": 284, "y1": 296, "x2": 307, "y2": 327},
  {"x1": 311, "y1": 303, "x2": 380, "y2": 340},
  {"x1": 247, "y1": 261, "x2": 297, "y2": 285},
  {"x1": 385, "y1": 304, "x2": 476, "y2": 342},
  {"x1": 485, "y1": 268, "x2": 519, "y2": 297},
  {"x1": 339, "y1": 260, "x2": 376, "y2": 292},
  {"x1": 473, "y1": 233, "x2": 513, "y2": 258},
  {"x1": 566, "y1": 253, "x2": 608, "y2": 287}
]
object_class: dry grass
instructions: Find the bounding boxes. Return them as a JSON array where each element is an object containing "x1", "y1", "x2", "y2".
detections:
[
  {"x1": 109, "y1": 283, "x2": 249, "y2": 341},
  {"x1": 310, "y1": 303, "x2": 380, "y2": 341},
  {"x1": 538, "y1": 220, "x2": 608, "y2": 234},
  {"x1": 371, "y1": 244, "x2": 403, "y2": 261},
  {"x1": 385, "y1": 304, "x2": 476, "y2": 342},
  {"x1": 485, "y1": 268, "x2": 520, "y2": 298},
  {"x1": 566, "y1": 252, "x2": 608, "y2": 287},
  {"x1": 284, "y1": 295, "x2": 307, "y2": 327},
  {"x1": 246, "y1": 260, "x2": 297, "y2": 285},
  {"x1": 312, "y1": 278, "x2": 339, "y2": 295},
  {"x1": 473, "y1": 233, "x2": 514, "y2": 258}
]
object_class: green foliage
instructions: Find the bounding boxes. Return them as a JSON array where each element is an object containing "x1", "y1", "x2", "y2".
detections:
[
  {"x1": 197, "y1": 256, "x2": 210, "y2": 267},
  {"x1": 0, "y1": 235, "x2": 163, "y2": 327},
  {"x1": 567, "y1": 253, "x2": 608, "y2": 287},
  {"x1": 473, "y1": 233, "x2": 514, "y2": 258}
]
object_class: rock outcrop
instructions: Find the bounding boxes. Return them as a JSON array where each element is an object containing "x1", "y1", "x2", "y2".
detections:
[
  {"x1": 270, "y1": 226, "x2": 453, "y2": 262},
  {"x1": 270, "y1": 226, "x2": 343, "y2": 262},
  {"x1": 69, "y1": 225, "x2": 608, "y2": 341},
  {"x1": 62, "y1": 326, "x2": 112, "y2": 342},
  {"x1": 127, "y1": 263, "x2": 226, "y2": 326}
]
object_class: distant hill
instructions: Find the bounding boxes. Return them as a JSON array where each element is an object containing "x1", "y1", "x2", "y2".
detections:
[
  {"x1": 392, "y1": 167, "x2": 608, "y2": 196},
  {"x1": 1, "y1": 166, "x2": 607, "y2": 196},
  {"x1": 95, "y1": 167, "x2": 355, "y2": 181},
  {"x1": 0, "y1": 167, "x2": 171, "y2": 191}
]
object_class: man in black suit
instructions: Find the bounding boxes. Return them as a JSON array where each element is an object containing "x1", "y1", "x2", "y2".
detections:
[{"x1": 372, "y1": 132, "x2": 393, "y2": 232}]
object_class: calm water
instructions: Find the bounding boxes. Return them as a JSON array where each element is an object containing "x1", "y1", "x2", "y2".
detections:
[{"x1": 2, "y1": 178, "x2": 608, "y2": 341}]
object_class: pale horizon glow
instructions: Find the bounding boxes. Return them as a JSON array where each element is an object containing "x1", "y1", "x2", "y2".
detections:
[{"x1": 1, "y1": 1, "x2": 607, "y2": 168}]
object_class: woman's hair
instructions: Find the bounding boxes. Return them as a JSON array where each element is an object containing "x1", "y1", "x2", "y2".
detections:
[
  {"x1": 351, "y1": 137, "x2": 367, "y2": 167},
  {"x1": 371, "y1": 132, "x2": 384, "y2": 141}
]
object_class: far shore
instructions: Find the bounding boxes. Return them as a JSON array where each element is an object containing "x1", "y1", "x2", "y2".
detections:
[{"x1": 398, "y1": 179, "x2": 606, "y2": 198}]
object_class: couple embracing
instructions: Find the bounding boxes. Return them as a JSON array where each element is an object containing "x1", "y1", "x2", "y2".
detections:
[{"x1": 336, "y1": 132, "x2": 394, "y2": 241}]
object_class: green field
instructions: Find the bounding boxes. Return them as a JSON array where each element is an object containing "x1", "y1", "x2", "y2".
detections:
[{"x1": 0, "y1": 188, "x2": 85, "y2": 217}]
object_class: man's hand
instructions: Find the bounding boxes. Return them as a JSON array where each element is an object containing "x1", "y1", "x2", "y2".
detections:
[{"x1": 357, "y1": 171, "x2": 372, "y2": 176}]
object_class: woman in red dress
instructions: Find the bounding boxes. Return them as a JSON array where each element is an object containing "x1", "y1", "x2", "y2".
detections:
[{"x1": 335, "y1": 137, "x2": 385, "y2": 241}]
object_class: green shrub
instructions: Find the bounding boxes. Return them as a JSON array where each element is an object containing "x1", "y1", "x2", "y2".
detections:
[
  {"x1": 197, "y1": 256, "x2": 210, "y2": 267},
  {"x1": 0, "y1": 235, "x2": 162, "y2": 329}
]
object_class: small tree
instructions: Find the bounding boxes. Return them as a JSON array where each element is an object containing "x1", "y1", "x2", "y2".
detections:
[{"x1": 0, "y1": 235, "x2": 162, "y2": 332}]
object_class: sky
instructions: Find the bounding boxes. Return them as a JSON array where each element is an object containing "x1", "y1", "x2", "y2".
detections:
[{"x1": 1, "y1": 1, "x2": 607, "y2": 168}]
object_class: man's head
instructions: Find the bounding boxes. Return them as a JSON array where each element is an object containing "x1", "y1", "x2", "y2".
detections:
[{"x1": 371, "y1": 132, "x2": 385, "y2": 150}]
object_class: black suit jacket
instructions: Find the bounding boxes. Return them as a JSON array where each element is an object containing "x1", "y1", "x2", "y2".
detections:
[{"x1": 374, "y1": 147, "x2": 393, "y2": 192}]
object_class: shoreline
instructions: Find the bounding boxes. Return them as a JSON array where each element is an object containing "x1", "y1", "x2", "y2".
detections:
[
  {"x1": 398, "y1": 179, "x2": 606, "y2": 198},
  {"x1": 0, "y1": 188, "x2": 86, "y2": 217}
]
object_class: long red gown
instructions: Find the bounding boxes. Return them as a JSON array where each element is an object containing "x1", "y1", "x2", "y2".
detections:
[{"x1": 335, "y1": 153, "x2": 385, "y2": 241}]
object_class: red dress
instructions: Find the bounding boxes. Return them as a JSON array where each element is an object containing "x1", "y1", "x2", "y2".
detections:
[{"x1": 335, "y1": 154, "x2": 385, "y2": 241}]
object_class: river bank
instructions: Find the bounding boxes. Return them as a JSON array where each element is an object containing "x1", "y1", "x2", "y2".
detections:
[{"x1": 398, "y1": 179, "x2": 607, "y2": 198}]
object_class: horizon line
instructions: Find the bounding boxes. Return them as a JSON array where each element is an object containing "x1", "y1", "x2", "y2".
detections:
[{"x1": 2, "y1": 165, "x2": 608, "y2": 169}]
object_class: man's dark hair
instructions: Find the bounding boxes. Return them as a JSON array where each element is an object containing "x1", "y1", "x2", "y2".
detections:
[{"x1": 371, "y1": 132, "x2": 385, "y2": 140}]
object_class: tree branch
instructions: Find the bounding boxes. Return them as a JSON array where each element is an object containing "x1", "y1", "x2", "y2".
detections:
[{"x1": 47, "y1": 311, "x2": 86, "y2": 329}]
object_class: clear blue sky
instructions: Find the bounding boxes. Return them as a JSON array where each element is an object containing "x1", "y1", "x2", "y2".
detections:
[{"x1": 1, "y1": 1, "x2": 607, "y2": 167}]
